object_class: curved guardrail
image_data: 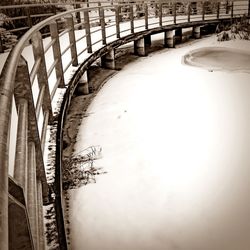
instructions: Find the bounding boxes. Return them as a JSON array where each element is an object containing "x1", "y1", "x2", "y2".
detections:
[{"x1": 0, "y1": 1, "x2": 249, "y2": 249}]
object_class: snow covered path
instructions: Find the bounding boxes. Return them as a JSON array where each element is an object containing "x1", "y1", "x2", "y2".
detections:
[{"x1": 68, "y1": 36, "x2": 250, "y2": 250}]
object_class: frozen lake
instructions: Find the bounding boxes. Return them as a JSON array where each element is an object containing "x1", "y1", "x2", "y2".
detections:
[
  {"x1": 184, "y1": 46, "x2": 250, "y2": 73},
  {"x1": 68, "y1": 36, "x2": 250, "y2": 250}
]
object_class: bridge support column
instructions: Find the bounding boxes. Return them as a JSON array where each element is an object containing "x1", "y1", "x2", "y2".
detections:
[
  {"x1": 175, "y1": 28, "x2": 182, "y2": 44},
  {"x1": 77, "y1": 71, "x2": 89, "y2": 95},
  {"x1": 164, "y1": 30, "x2": 175, "y2": 48},
  {"x1": 145, "y1": 35, "x2": 151, "y2": 47},
  {"x1": 27, "y1": 141, "x2": 38, "y2": 249},
  {"x1": 101, "y1": 49, "x2": 116, "y2": 70},
  {"x1": 134, "y1": 37, "x2": 148, "y2": 56},
  {"x1": 193, "y1": 26, "x2": 201, "y2": 39}
]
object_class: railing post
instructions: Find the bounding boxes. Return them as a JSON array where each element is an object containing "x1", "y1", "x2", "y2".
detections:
[
  {"x1": 26, "y1": 7, "x2": 32, "y2": 28},
  {"x1": 135, "y1": 4, "x2": 140, "y2": 19},
  {"x1": 231, "y1": 2, "x2": 234, "y2": 20},
  {"x1": 0, "y1": 78, "x2": 11, "y2": 250},
  {"x1": 50, "y1": 21, "x2": 65, "y2": 88},
  {"x1": 130, "y1": 4, "x2": 134, "y2": 33},
  {"x1": 37, "y1": 179, "x2": 45, "y2": 250},
  {"x1": 117, "y1": 5, "x2": 122, "y2": 22},
  {"x1": 99, "y1": 7, "x2": 106, "y2": 45},
  {"x1": 27, "y1": 140, "x2": 39, "y2": 250},
  {"x1": 14, "y1": 98, "x2": 28, "y2": 197},
  {"x1": 155, "y1": 3, "x2": 158, "y2": 18},
  {"x1": 31, "y1": 31, "x2": 53, "y2": 120},
  {"x1": 13, "y1": 55, "x2": 34, "y2": 201},
  {"x1": 75, "y1": 3, "x2": 81, "y2": 25},
  {"x1": 187, "y1": 3, "x2": 191, "y2": 22},
  {"x1": 202, "y1": 1, "x2": 205, "y2": 21},
  {"x1": 0, "y1": 35, "x2": 3, "y2": 53},
  {"x1": 248, "y1": 0, "x2": 250, "y2": 17},
  {"x1": 53, "y1": 5, "x2": 57, "y2": 15},
  {"x1": 145, "y1": 3, "x2": 148, "y2": 29},
  {"x1": 159, "y1": 3, "x2": 163, "y2": 27},
  {"x1": 65, "y1": 15, "x2": 78, "y2": 66},
  {"x1": 173, "y1": 2, "x2": 177, "y2": 24},
  {"x1": 217, "y1": 2, "x2": 220, "y2": 19},
  {"x1": 84, "y1": 10, "x2": 92, "y2": 53},
  {"x1": 115, "y1": 6, "x2": 120, "y2": 38},
  {"x1": 40, "y1": 110, "x2": 49, "y2": 153}
]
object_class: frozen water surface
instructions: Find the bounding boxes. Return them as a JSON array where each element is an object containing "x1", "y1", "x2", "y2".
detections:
[{"x1": 184, "y1": 47, "x2": 250, "y2": 72}]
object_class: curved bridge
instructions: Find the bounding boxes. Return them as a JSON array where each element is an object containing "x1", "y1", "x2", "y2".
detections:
[{"x1": 0, "y1": 1, "x2": 249, "y2": 249}]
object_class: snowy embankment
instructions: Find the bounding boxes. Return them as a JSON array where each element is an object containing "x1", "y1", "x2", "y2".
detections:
[{"x1": 68, "y1": 35, "x2": 250, "y2": 250}]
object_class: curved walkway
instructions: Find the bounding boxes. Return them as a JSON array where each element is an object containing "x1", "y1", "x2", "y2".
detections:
[{"x1": 67, "y1": 36, "x2": 250, "y2": 250}]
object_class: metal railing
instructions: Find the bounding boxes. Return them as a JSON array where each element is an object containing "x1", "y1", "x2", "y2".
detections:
[{"x1": 0, "y1": 1, "x2": 249, "y2": 249}]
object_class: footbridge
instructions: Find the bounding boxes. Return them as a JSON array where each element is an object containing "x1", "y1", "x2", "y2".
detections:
[{"x1": 0, "y1": 1, "x2": 249, "y2": 249}]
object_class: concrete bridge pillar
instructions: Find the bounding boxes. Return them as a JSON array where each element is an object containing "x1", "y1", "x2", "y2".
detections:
[
  {"x1": 145, "y1": 35, "x2": 151, "y2": 47},
  {"x1": 101, "y1": 49, "x2": 116, "y2": 70},
  {"x1": 164, "y1": 30, "x2": 175, "y2": 48},
  {"x1": 27, "y1": 141, "x2": 38, "y2": 249},
  {"x1": 134, "y1": 37, "x2": 148, "y2": 56},
  {"x1": 77, "y1": 71, "x2": 89, "y2": 95},
  {"x1": 193, "y1": 26, "x2": 201, "y2": 39},
  {"x1": 175, "y1": 28, "x2": 182, "y2": 44}
]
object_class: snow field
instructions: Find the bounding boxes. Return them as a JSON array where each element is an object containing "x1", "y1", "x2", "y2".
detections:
[{"x1": 68, "y1": 36, "x2": 250, "y2": 250}]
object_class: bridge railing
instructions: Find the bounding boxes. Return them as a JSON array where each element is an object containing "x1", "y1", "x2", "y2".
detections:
[{"x1": 0, "y1": 1, "x2": 249, "y2": 249}]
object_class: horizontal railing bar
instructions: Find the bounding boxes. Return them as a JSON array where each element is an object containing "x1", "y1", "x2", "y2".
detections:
[
  {"x1": 58, "y1": 28, "x2": 70, "y2": 38},
  {"x1": 120, "y1": 28, "x2": 132, "y2": 34},
  {"x1": 35, "y1": 85, "x2": 46, "y2": 119},
  {"x1": 50, "y1": 77, "x2": 61, "y2": 99},
  {"x1": 63, "y1": 59, "x2": 74, "y2": 74},
  {"x1": 61, "y1": 43, "x2": 73, "y2": 57},
  {"x1": 8, "y1": 27, "x2": 29, "y2": 33},
  {"x1": 44, "y1": 38, "x2": 56, "y2": 54},
  {"x1": 30, "y1": 57, "x2": 42, "y2": 86},
  {"x1": 77, "y1": 47, "x2": 88, "y2": 57},
  {"x1": 40, "y1": 110, "x2": 49, "y2": 154},
  {"x1": 30, "y1": 13, "x2": 54, "y2": 18},
  {"x1": 91, "y1": 39, "x2": 103, "y2": 47},
  {"x1": 0, "y1": 2, "x2": 112, "y2": 9},
  {"x1": 105, "y1": 23, "x2": 117, "y2": 29},
  {"x1": 74, "y1": 22, "x2": 84, "y2": 29},
  {"x1": 90, "y1": 28, "x2": 103, "y2": 35},
  {"x1": 47, "y1": 59, "x2": 58, "y2": 78},
  {"x1": 134, "y1": 24, "x2": 148, "y2": 29},
  {"x1": 6, "y1": 16, "x2": 27, "y2": 21},
  {"x1": 104, "y1": 14, "x2": 116, "y2": 18},
  {"x1": 75, "y1": 34, "x2": 87, "y2": 43},
  {"x1": 105, "y1": 33, "x2": 117, "y2": 39},
  {"x1": 89, "y1": 17, "x2": 101, "y2": 22}
]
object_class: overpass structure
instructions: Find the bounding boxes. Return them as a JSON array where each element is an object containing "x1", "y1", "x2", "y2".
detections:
[{"x1": 0, "y1": 1, "x2": 249, "y2": 249}]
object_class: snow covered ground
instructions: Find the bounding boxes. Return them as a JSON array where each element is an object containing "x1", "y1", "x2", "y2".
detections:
[{"x1": 68, "y1": 36, "x2": 250, "y2": 250}]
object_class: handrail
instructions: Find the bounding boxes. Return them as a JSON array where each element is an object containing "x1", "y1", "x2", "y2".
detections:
[{"x1": 0, "y1": 1, "x2": 249, "y2": 249}]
